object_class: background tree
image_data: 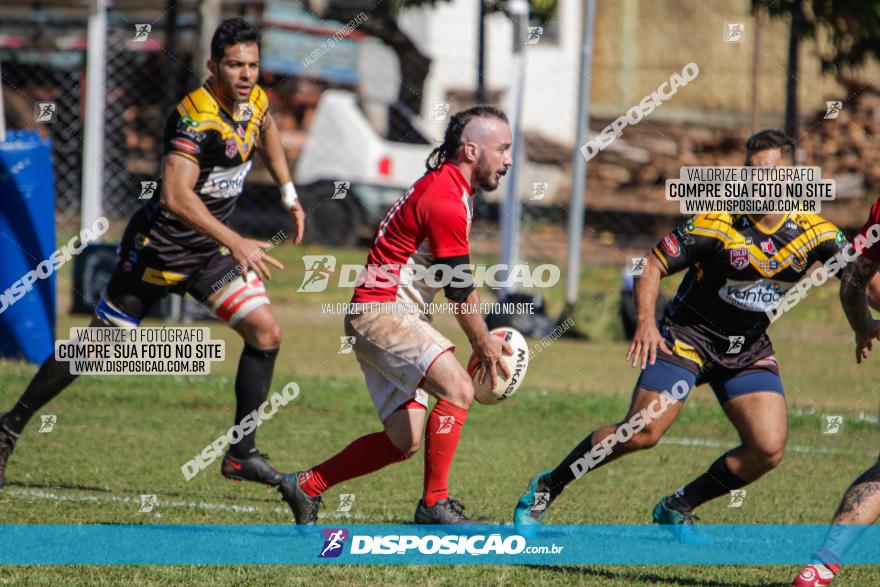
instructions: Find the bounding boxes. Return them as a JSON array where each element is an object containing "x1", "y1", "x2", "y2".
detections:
[
  {"x1": 753, "y1": 0, "x2": 880, "y2": 137},
  {"x1": 307, "y1": 0, "x2": 558, "y2": 141}
]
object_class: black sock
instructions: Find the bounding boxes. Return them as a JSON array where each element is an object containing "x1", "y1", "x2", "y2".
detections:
[
  {"x1": 2, "y1": 357, "x2": 79, "y2": 435},
  {"x1": 230, "y1": 344, "x2": 279, "y2": 458},
  {"x1": 674, "y1": 453, "x2": 747, "y2": 509},
  {"x1": 545, "y1": 432, "x2": 608, "y2": 495}
]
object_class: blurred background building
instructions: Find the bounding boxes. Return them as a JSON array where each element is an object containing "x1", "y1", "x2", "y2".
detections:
[{"x1": 2, "y1": 0, "x2": 879, "y2": 251}]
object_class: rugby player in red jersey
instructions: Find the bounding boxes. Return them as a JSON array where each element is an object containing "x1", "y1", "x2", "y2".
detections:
[
  {"x1": 278, "y1": 106, "x2": 513, "y2": 524},
  {"x1": 515, "y1": 130, "x2": 852, "y2": 541},
  {"x1": 0, "y1": 19, "x2": 305, "y2": 489},
  {"x1": 790, "y1": 201, "x2": 880, "y2": 586}
]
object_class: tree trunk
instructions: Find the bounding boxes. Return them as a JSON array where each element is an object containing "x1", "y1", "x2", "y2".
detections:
[
  {"x1": 785, "y1": 3, "x2": 805, "y2": 138},
  {"x1": 307, "y1": 2, "x2": 433, "y2": 143},
  {"x1": 359, "y1": 16, "x2": 432, "y2": 143}
]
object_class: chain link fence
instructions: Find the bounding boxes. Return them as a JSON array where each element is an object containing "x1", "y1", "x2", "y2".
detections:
[{"x1": 1, "y1": 8, "x2": 202, "y2": 237}]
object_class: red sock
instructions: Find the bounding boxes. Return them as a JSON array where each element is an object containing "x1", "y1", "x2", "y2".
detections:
[
  {"x1": 423, "y1": 400, "x2": 469, "y2": 507},
  {"x1": 299, "y1": 432, "x2": 407, "y2": 497}
]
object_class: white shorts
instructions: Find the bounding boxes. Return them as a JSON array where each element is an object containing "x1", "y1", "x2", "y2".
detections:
[{"x1": 343, "y1": 311, "x2": 454, "y2": 421}]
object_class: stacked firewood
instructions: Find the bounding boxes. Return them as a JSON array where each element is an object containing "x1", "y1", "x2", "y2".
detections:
[{"x1": 529, "y1": 79, "x2": 880, "y2": 221}]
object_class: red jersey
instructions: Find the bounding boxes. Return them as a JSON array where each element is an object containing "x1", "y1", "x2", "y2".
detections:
[
  {"x1": 856, "y1": 198, "x2": 880, "y2": 261},
  {"x1": 351, "y1": 162, "x2": 474, "y2": 307}
]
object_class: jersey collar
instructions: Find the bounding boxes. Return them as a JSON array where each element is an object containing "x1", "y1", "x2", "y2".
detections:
[
  {"x1": 203, "y1": 80, "x2": 254, "y2": 120},
  {"x1": 443, "y1": 162, "x2": 475, "y2": 196},
  {"x1": 747, "y1": 212, "x2": 791, "y2": 235}
]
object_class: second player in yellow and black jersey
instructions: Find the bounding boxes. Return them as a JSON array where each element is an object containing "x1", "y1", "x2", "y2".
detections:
[
  {"x1": 142, "y1": 81, "x2": 271, "y2": 250},
  {"x1": 652, "y1": 211, "x2": 848, "y2": 370}
]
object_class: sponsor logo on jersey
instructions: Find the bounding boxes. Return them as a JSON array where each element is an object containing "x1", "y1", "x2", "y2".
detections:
[
  {"x1": 177, "y1": 115, "x2": 201, "y2": 131},
  {"x1": 675, "y1": 226, "x2": 695, "y2": 245},
  {"x1": 760, "y1": 239, "x2": 777, "y2": 256},
  {"x1": 237, "y1": 103, "x2": 253, "y2": 122},
  {"x1": 225, "y1": 136, "x2": 238, "y2": 159},
  {"x1": 662, "y1": 234, "x2": 681, "y2": 257},
  {"x1": 170, "y1": 138, "x2": 199, "y2": 155},
  {"x1": 729, "y1": 248, "x2": 749, "y2": 270},
  {"x1": 718, "y1": 278, "x2": 791, "y2": 312},
  {"x1": 761, "y1": 259, "x2": 780, "y2": 272},
  {"x1": 203, "y1": 161, "x2": 252, "y2": 199}
]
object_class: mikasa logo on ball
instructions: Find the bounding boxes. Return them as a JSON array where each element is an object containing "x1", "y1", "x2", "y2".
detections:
[{"x1": 501, "y1": 346, "x2": 528, "y2": 399}]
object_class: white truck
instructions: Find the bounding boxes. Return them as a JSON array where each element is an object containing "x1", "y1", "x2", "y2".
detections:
[{"x1": 293, "y1": 90, "x2": 433, "y2": 246}]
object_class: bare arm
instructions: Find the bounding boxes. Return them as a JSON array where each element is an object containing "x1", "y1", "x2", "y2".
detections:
[
  {"x1": 838, "y1": 255, "x2": 880, "y2": 363},
  {"x1": 161, "y1": 154, "x2": 240, "y2": 248},
  {"x1": 160, "y1": 154, "x2": 282, "y2": 280},
  {"x1": 454, "y1": 289, "x2": 511, "y2": 389},
  {"x1": 258, "y1": 113, "x2": 305, "y2": 244},
  {"x1": 258, "y1": 113, "x2": 291, "y2": 185},
  {"x1": 626, "y1": 254, "x2": 672, "y2": 369}
]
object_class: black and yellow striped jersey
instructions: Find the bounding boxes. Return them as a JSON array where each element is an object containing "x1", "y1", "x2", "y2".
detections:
[
  {"x1": 652, "y1": 212, "x2": 847, "y2": 369},
  {"x1": 144, "y1": 82, "x2": 270, "y2": 249}
]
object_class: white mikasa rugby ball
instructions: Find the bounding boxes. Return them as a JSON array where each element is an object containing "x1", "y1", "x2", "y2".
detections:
[{"x1": 467, "y1": 327, "x2": 529, "y2": 405}]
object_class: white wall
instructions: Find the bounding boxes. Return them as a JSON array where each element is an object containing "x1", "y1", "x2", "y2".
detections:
[{"x1": 399, "y1": 0, "x2": 583, "y2": 147}]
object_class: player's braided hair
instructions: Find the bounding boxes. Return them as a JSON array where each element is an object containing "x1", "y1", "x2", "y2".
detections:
[{"x1": 426, "y1": 105, "x2": 508, "y2": 172}]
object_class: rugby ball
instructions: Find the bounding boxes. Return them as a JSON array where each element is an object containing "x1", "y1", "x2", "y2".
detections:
[{"x1": 467, "y1": 327, "x2": 529, "y2": 405}]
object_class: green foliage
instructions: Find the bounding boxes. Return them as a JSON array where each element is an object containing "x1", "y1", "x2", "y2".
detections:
[{"x1": 753, "y1": 0, "x2": 880, "y2": 74}]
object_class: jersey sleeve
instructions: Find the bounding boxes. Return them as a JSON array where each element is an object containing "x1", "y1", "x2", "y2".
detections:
[
  {"x1": 855, "y1": 198, "x2": 880, "y2": 262},
  {"x1": 810, "y1": 219, "x2": 850, "y2": 266},
  {"x1": 652, "y1": 215, "x2": 722, "y2": 274},
  {"x1": 421, "y1": 193, "x2": 470, "y2": 259},
  {"x1": 162, "y1": 109, "x2": 207, "y2": 164}
]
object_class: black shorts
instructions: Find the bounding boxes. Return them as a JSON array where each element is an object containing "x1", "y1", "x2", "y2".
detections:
[
  {"x1": 104, "y1": 209, "x2": 241, "y2": 321},
  {"x1": 635, "y1": 333, "x2": 784, "y2": 404}
]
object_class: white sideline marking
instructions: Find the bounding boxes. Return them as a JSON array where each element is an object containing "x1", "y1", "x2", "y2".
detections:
[
  {"x1": 661, "y1": 436, "x2": 866, "y2": 456},
  {"x1": 6, "y1": 489, "x2": 393, "y2": 521}
]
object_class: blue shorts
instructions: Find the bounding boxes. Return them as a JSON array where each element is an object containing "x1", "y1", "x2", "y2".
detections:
[{"x1": 636, "y1": 356, "x2": 784, "y2": 404}]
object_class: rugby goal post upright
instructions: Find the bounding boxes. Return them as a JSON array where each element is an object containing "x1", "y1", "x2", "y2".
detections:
[
  {"x1": 564, "y1": 0, "x2": 596, "y2": 309},
  {"x1": 81, "y1": 0, "x2": 108, "y2": 236},
  {"x1": 498, "y1": 0, "x2": 529, "y2": 298}
]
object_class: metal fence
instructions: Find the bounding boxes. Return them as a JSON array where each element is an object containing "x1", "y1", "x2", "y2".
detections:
[{"x1": 1, "y1": 9, "x2": 201, "y2": 236}]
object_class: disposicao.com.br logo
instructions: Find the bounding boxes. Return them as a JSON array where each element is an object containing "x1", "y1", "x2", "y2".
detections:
[
  {"x1": 317, "y1": 530, "x2": 563, "y2": 558},
  {"x1": 297, "y1": 255, "x2": 559, "y2": 293}
]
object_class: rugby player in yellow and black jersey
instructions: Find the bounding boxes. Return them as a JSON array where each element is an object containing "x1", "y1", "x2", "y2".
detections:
[
  {"x1": 0, "y1": 19, "x2": 305, "y2": 489},
  {"x1": 514, "y1": 130, "x2": 850, "y2": 540}
]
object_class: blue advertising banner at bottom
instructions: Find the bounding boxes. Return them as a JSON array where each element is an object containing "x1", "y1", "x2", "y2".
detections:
[{"x1": 0, "y1": 524, "x2": 877, "y2": 565}]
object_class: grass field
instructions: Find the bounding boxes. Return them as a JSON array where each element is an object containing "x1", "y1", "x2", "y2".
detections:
[{"x1": 0, "y1": 243, "x2": 878, "y2": 585}]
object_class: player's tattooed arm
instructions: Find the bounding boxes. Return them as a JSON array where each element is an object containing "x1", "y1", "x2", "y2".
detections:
[
  {"x1": 626, "y1": 254, "x2": 671, "y2": 369},
  {"x1": 839, "y1": 255, "x2": 880, "y2": 362}
]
